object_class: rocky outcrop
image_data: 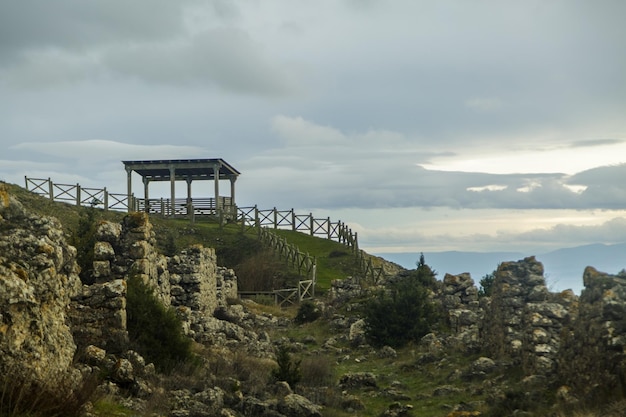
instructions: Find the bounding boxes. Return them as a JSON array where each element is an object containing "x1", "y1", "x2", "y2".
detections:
[
  {"x1": 69, "y1": 279, "x2": 128, "y2": 353},
  {"x1": 168, "y1": 245, "x2": 218, "y2": 314},
  {"x1": 440, "y1": 273, "x2": 483, "y2": 353},
  {"x1": 479, "y1": 257, "x2": 571, "y2": 375},
  {"x1": 558, "y1": 267, "x2": 626, "y2": 402},
  {"x1": 0, "y1": 184, "x2": 82, "y2": 386},
  {"x1": 71, "y1": 213, "x2": 234, "y2": 350},
  {"x1": 481, "y1": 257, "x2": 547, "y2": 359}
]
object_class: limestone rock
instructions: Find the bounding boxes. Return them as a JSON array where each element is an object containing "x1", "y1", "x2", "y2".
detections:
[
  {"x1": 277, "y1": 393, "x2": 322, "y2": 417},
  {"x1": 349, "y1": 318, "x2": 367, "y2": 346},
  {"x1": 0, "y1": 184, "x2": 81, "y2": 387},
  {"x1": 339, "y1": 372, "x2": 377, "y2": 389}
]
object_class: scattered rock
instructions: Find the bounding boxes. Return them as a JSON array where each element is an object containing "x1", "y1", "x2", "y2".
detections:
[{"x1": 339, "y1": 372, "x2": 378, "y2": 389}]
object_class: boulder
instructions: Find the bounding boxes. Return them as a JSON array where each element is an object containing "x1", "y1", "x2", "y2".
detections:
[{"x1": 277, "y1": 393, "x2": 322, "y2": 417}]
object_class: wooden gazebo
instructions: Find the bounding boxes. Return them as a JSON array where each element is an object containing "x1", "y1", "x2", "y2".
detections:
[{"x1": 122, "y1": 158, "x2": 240, "y2": 217}]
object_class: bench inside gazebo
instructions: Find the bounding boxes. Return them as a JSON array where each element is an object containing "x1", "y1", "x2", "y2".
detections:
[{"x1": 122, "y1": 158, "x2": 240, "y2": 218}]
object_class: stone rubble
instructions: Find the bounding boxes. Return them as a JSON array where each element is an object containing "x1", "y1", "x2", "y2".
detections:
[{"x1": 4, "y1": 181, "x2": 626, "y2": 415}]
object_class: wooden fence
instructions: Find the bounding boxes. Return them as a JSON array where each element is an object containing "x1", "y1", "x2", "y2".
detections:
[
  {"x1": 236, "y1": 205, "x2": 358, "y2": 250},
  {"x1": 238, "y1": 278, "x2": 315, "y2": 308},
  {"x1": 25, "y1": 176, "x2": 385, "y2": 287},
  {"x1": 25, "y1": 176, "x2": 131, "y2": 211}
]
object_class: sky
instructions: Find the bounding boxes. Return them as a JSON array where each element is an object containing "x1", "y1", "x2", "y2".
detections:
[{"x1": 1, "y1": 0, "x2": 626, "y2": 273}]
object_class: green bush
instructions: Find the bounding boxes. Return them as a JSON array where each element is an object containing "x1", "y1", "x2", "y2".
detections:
[
  {"x1": 294, "y1": 300, "x2": 321, "y2": 324},
  {"x1": 126, "y1": 275, "x2": 194, "y2": 373},
  {"x1": 300, "y1": 356, "x2": 333, "y2": 387},
  {"x1": 363, "y1": 258, "x2": 439, "y2": 348},
  {"x1": 271, "y1": 345, "x2": 302, "y2": 388},
  {"x1": 478, "y1": 271, "x2": 496, "y2": 297},
  {"x1": 70, "y1": 207, "x2": 99, "y2": 284}
]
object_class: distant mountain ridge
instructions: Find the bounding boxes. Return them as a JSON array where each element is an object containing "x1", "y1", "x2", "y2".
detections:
[{"x1": 374, "y1": 242, "x2": 626, "y2": 295}]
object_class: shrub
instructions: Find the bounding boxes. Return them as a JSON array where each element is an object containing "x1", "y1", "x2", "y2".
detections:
[
  {"x1": 271, "y1": 345, "x2": 302, "y2": 388},
  {"x1": 0, "y1": 371, "x2": 99, "y2": 417},
  {"x1": 294, "y1": 300, "x2": 321, "y2": 324},
  {"x1": 126, "y1": 275, "x2": 194, "y2": 373},
  {"x1": 69, "y1": 207, "x2": 99, "y2": 284},
  {"x1": 234, "y1": 250, "x2": 294, "y2": 292},
  {"x1": 478, "y1": 271, "x2": 496, "y2": 297},
  {"x1": 363, "y1": 258, "x2": 439, "y2": 348},
  {"x1": 300, "y1": 356, "x2": 333, "y2": 387}
]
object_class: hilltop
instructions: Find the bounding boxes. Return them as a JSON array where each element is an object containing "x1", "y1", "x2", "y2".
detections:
[{"x1": 2, "y1": 181, "x2": 626, "y2": 417}]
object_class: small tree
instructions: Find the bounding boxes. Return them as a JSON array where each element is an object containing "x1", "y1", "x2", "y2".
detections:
[
  {"x1": 126, "y1": 275, "x2": 194, "y2": 373},
  {"x1": 70, "y1": 207, "x2": 99, "y2": 284},
  {"x1": 363, "y1": 256, "x2": 439, "y2": 348},
  {"x1": 271, "y1": 345, "x2": 301, "y2": 387},
  {"x1": 294, "y1": 300, "x2": 321, "y2": 324},
  {"x1": 478, "y1": 271, "x2": 496, "y2": 297}
]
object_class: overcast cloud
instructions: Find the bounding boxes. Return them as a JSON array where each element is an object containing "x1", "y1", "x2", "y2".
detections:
[{"x1": 1, "y1": 0, "x2": 625, "y2": 262}]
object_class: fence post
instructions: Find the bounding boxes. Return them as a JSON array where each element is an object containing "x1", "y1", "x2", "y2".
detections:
[
  {"x1": 24, "y1": 176, "x2": 28, "y2": 190},
  {"x1": 309, "y1": 213, "x2": 314, "y2": 236},
  {"x1": 76, "y1": 184, "x2": 81, "y2": 206},
  {"x1": 273, "y1": 207, "x2": 278, "y2": 229},
  {"x1": 104, "y1": 188, "x2": 109, "y2": 211},
  {"x1": 327, "y1": 217, "x2": 331, "y2": 239},
  {"x1": 291, "y1": 209, "x2": 296, "y2": 231},
  {"x1": 48, "y1": 178, "x2": 53, "y2": 200}
]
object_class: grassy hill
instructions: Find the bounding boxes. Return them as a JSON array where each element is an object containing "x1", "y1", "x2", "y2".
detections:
[{"x1": 3, "y1": 181, "x2": 375, "y2": 293}]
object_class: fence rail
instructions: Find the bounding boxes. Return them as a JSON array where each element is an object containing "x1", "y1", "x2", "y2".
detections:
[
  {"x1": 24, "y1": 176, "x2": 234, "y2": 216},
  {"x1": 25, "y1": 176, "x2": 385, "y2": 287},
  {"x1": 25, "y1": 177, "x2": 132, "y2": 212},
  {"x1": 238, "y1": 280, "x2": 314, "y2": 307},
  {"x1": 236, "y1": 205, "x2": 359, "y2": 251},
  {"x1": 258, "y1": 227, "x2": 317, "y2": 280}
]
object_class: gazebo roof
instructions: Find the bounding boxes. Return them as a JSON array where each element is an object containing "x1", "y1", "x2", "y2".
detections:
[{"x1": 122, "y1": 158, "x2": 240, "y2": 182}]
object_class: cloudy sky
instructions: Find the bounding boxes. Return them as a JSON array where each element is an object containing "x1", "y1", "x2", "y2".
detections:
[{"x1": 2, "y1": 0, "x2": 625, "y2": 261}]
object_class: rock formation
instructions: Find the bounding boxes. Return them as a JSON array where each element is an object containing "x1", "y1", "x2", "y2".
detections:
[
  {"x1": 558, "y1": 267, "x2": 626, "y2": 402},
  {"x1": 0, "y1": 183, "x2": 82, "y2": 387}
]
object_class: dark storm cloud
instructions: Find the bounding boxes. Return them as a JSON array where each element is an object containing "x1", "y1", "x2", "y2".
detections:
[
  {"x1": 0, "y1": 0, "x2": 295, "y2": 95},
  {"x1": 104, "y1": 28, "x2": 297, "y2": 95},
  {"x1": 0, "y1": 0, "x2": 196, "y2": 59},
  {"x1": 1, "y1": 1, "x2": 625, "y2": 257}
]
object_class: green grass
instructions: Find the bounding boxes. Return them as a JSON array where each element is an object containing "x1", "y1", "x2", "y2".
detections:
[
  {"x1": 91, "y1": 399, "x2": 136, "y2": 417},
  {"x1": 3, "y1": 181, "x2": 361, "y2": 295}
]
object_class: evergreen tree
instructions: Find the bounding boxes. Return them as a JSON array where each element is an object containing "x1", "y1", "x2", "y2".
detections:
[{"x1": 363, "y1": 256, "x2": 439, "y2": 348}]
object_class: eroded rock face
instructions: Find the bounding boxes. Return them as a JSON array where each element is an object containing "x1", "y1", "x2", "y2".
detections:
[
  {"x1": 480, "y1": 257, "x2": 571, "y2": 376},
  {"x1": 0, "y1": 184, "x2": 81, "y2": 385},
  {"x1": 558, "y1": 267, "x2": 626, "y2": 402},
  {"x1": 441, "y1": 273, "x2": 483, "y2": 353}
]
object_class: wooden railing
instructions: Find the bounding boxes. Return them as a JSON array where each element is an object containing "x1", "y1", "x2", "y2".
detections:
[
  {"x1": 238, "y1": 280, "x2": 315, "y2": 307},
  {"x1": 136, "y1": 197, "x2": 233, "y2": 216},
  {"x1": 236, "y1": 206, "x2": 358, "y2": 250},
  {"x1": 258, "y1": 227, "x2": 317, "y2": 280},
  {"x1": 24, "y1": 177, "x2": 234, "y2": 216},
  {"x1": 25, "y1": 177, "x2": 132, "y2": 211},
  {"x1": 25, "y1": 176, "x2": 385, "y2": 285}
]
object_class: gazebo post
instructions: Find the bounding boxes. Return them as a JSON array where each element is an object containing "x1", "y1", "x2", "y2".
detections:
[
  {"x1": 230, "y1": 175, "x2": 237, "y2": 217},
  {"x1": 213, "y1": 162, "x2": 221, "y2": 213},
  {"x1": 143, "y1": 177, "x2": 150, "y2": 213},
  {"x1": 186, "y1": 178, "x2": 193, "y2": 219},
  {"x1": 169, "y1": 165, "x2": 176, "y2": 216},
  {"x1": 125, "y1": 167, "x2": 133, "y2": 213}
]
